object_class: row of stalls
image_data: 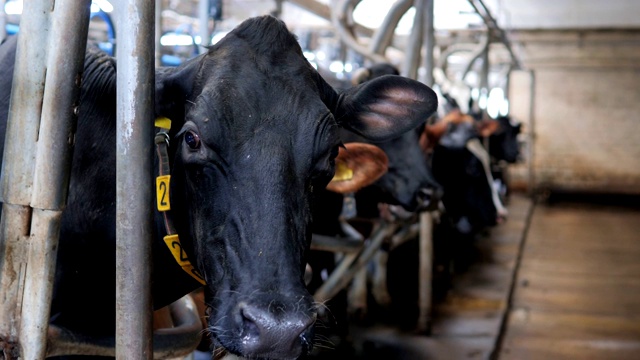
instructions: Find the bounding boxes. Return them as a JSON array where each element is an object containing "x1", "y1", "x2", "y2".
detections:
[
  {"x1": 0, "y1": 0, "x2": 529, "y2": 359},
  {"x1": 2, "y1": 0, "x2": 637, "y2": 359}
]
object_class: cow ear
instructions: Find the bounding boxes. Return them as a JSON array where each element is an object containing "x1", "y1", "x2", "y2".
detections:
[
  {"x1": 155, "y1": 58, "x2": 200, "y2": 122},
  {"x1": 335, "y1": 75, "x2": 438, "y2": 142},
  {"x1": 326, "y1": 143, "x2": 388, "y2": 194}
]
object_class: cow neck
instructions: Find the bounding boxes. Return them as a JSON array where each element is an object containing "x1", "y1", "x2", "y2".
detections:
[{"x1": 155, "y1": 117, "x2": 206, "y2": 285}]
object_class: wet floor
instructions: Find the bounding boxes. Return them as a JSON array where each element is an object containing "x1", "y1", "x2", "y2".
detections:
[{"x1": 314, "y1": 192, "x2": 640, "y2": 360}]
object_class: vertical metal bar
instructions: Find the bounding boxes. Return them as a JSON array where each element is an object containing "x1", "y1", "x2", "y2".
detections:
[
  {"x1": 0, "y1": 0, "x2": 6, "y2": 43},
  {"x1": 527, "y1": 70, "x2": 536, "y2": 195},
  {"x1": 0, "y1": 1, "x2": 51, "y2": 355},
  {"x1": 198, "y1": 0, "x2": 210, "y2": 51},
  {"x1": 402, "y1": 0, "x2": 423, "y2": 79},
  {"x1": 31, "y1": 0, "x2": 90, "y2": 210},
  {"x1": 421, "y1": 0, "x2": 435, "y2": 86},
  {"x1": 155, "y1": 0, "x2": 162, "y2": 67},
  {"x1": 116, "y1": 0, "x2": 155, "y2": 358},
  {"x1": 416, "y1": 211, "x2": 433, "y2": 334},
  {"x1": 19, "y1": 1, "x2": 91, "y2": 358}
]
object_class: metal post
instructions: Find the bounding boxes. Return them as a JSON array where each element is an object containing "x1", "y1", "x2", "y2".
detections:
[
  {"x1": 155, "y1": 0, "x2": 163, "y2": 67},
  {"x1": 421, "y1": 0, "x2": 435, "y2": 86},
  {"x1": 20, "y1": 1, "x2": 91, "y2": 357},
  {"x1": 527, "y1": 70, "x2": 536, "y2": 195},
  {"x1": 0, "y1": 0, "x2": 6, "y2": 43},
  {"x1": 0, "y1": 1, "x2": 90, "y2": 358},
  {"x1": 402, "y1": 0, "x2": 424, "y2": 79},
  {"x1": 416, "y1": 211, "x2": 433, "y2": 334},
  {"x1": 198, "y1": 0, "x2": 210, "y2": 51},
  {"x1": 116, "y1": 0, "x2": 155, "y2": 358},
  {"x1": 0, "y1": 1, "x2": 52, "y2": 356}
]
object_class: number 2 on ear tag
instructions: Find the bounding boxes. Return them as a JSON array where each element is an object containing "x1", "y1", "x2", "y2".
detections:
[{"x1": 156, "y1": 175, "x2": 171, "y2": 211}]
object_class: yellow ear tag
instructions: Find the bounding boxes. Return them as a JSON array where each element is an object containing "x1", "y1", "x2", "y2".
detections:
[
  {"x1": 155, "y1": 117, "x2": 172, "y2": 130},
  {"x1": 156, "y1": 175, "x2": 171, "y2": 211},
  {"x1": 163, "y1": 234, "x2": 206, "y2": 285},
  {"x1": 332, "y1": 161, "x2": 354, "y2": 182}
]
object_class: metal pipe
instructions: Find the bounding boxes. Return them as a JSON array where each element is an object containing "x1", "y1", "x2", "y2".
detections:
[
  {"x1": 115, "y1": 0, "x2": 155, "y2": 358},
  {"x1": 527, "y1": 70, "x2": 536, "y2": 195},
  {"x1": 466, "y1": 0, "x2": 522, "y2": 69},
  {"x1": 31, "y1": 0, "x2": 91, "y2": 211},
  {"x1": 331, "y1": 0, "x2": 387, "y2": 64},
  {"x1": 19, "y1": 2, "x2": 92, "y2": 357},
  {"x1": 368, "y1": 0, "x2": 412, "y2": 56},
  {"x1": 0, "y1": 0, "x2": 6, "y2": 43},
  {"x1": 0, "y1": 0, "x2": 52, "y2": 354},
  {"x1": 416, "y1": 211, "x2": 433, "y2": 334},
  {"x1": 402, "y1": 0, "x2": 424, "y2": 79},
  {"x1": 198, "y1": 0, "x2": 210, "y2": 51},
  {"x1": 314, "y1": 222, "x2": 399, "y2": 303},
  {"x1": 155, "y1": 0, "x2": 163, "y2": 67},
  {"x1": 421, "y1": 0, "x2": 435, "y2": 86}
]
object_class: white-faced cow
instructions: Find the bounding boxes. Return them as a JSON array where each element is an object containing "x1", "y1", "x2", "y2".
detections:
[{"x1": 0, "y1": 16, "x2": 437, "y2": 359}]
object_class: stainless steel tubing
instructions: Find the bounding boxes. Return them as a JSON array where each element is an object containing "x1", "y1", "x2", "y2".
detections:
[
  {"x1": 1, "y1": 1, "x2": 89, "y2": 358},
  {"x1": 115, "y1": 0, "x2": 156, "y2": 358}
]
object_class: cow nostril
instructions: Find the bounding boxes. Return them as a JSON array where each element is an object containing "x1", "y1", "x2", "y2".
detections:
[
  {"x1": 241, "y1": 308, "x2": 261, "y2": 339},
  {"x1": 237, "y1": 302, "x2": 315, "y2": 357}
]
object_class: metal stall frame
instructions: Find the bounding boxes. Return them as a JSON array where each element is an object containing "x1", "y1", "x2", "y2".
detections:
[
  {"x1": 115, "y1": 0, "x2": 156, "y2": 358},
  {"x1": 1, "y1": 1, "x2": 203, "y2": 358},
  {"x1": 0, "y1": 1, "x2": 91, "y2": 358}
]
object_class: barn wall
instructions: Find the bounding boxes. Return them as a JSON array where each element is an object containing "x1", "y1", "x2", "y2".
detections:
[{"x1": 509, "y1": 30, "x2": 640, "y2": 194}]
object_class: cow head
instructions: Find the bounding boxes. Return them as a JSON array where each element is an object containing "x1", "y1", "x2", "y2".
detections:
[
  {"x1": 344, "y1": 63, "x2": 442, "y2": 212},
  {"x1": 487, "y1": 115, "x2": 522, "y2": 163},
  {"x1": 155, "y1": 16, "x2": 437, "y2": 359}
]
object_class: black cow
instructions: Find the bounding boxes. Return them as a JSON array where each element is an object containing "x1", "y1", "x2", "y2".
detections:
[
  {"x1": 0, "y1": 16, "x2": 437, "y2": 359},
  {"x1": 488, "y1": 115, "x2": 521, "y2": 164},
  {"x1": 347, "y1": 63, "x2": 441, "y2": 213}
]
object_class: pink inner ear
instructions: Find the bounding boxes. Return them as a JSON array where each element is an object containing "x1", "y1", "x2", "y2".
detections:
[{"x1": 363, "y1": 87, "x2": 425, "y2": 128}]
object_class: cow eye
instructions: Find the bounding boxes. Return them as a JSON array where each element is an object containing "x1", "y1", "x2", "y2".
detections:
[{"x1": 184, "y1": 131, "x2": 201, "y2": 150}]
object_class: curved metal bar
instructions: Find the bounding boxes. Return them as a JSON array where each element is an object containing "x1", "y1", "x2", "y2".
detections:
[
  {"x1": 331, "y1": 0, "x2": 387, "y2": 64},
  {"x1": 402, "y1": 0, "x2": 424, "y2": 78},
  {"x1": 46, "y1": 295, "x2": 203, "y2": 359},
  {"x1": 467, "y1": 0, "x2": 522, "y2": 69},
  {"x1": 461, "y1": 33, "x2": 490, "y2": 84},
  {"x1": 368, "y1": 0, "x2": 413, "y2": 56}
]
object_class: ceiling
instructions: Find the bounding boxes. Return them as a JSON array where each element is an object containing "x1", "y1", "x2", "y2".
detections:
[{"x1": 214, "y1": 0, "x2": 640, "y2": 31}]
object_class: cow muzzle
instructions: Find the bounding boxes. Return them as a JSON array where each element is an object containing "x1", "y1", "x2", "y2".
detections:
[
  {"x1": 415, "y1": 186, "x2": 443, "y2": 212},
  {"x1": 220, "y1": 298, "x2": 316, "y2": 359}
]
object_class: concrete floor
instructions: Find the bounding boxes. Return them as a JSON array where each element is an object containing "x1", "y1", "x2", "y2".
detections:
[
  {"x1": 498, "y1": 195, "x2": 640, "y2": 360},
  {"x1": 324, "y1": 192, "x2": 640, "y2": 360}
]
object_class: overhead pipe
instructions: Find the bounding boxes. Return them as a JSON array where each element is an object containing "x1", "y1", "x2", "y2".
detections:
[
  {"x1": 331, "y1": 0, "x2": 387, "y2": 64},
  {"x1": 368, "y1": 0, "x2": 412, "y2": 57},
  {"x1": 466, "y1": 0, "x2": 522, "y2": 70},
  {"x1": 115, "y1": 0, "x2": 155, "y2": 358},
  {"x1": 421, "y1": 0, "x2": 435, "y2": 86},
  {"x1": 402, "y1": 0, "x2": 424, "y2": 79}
]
